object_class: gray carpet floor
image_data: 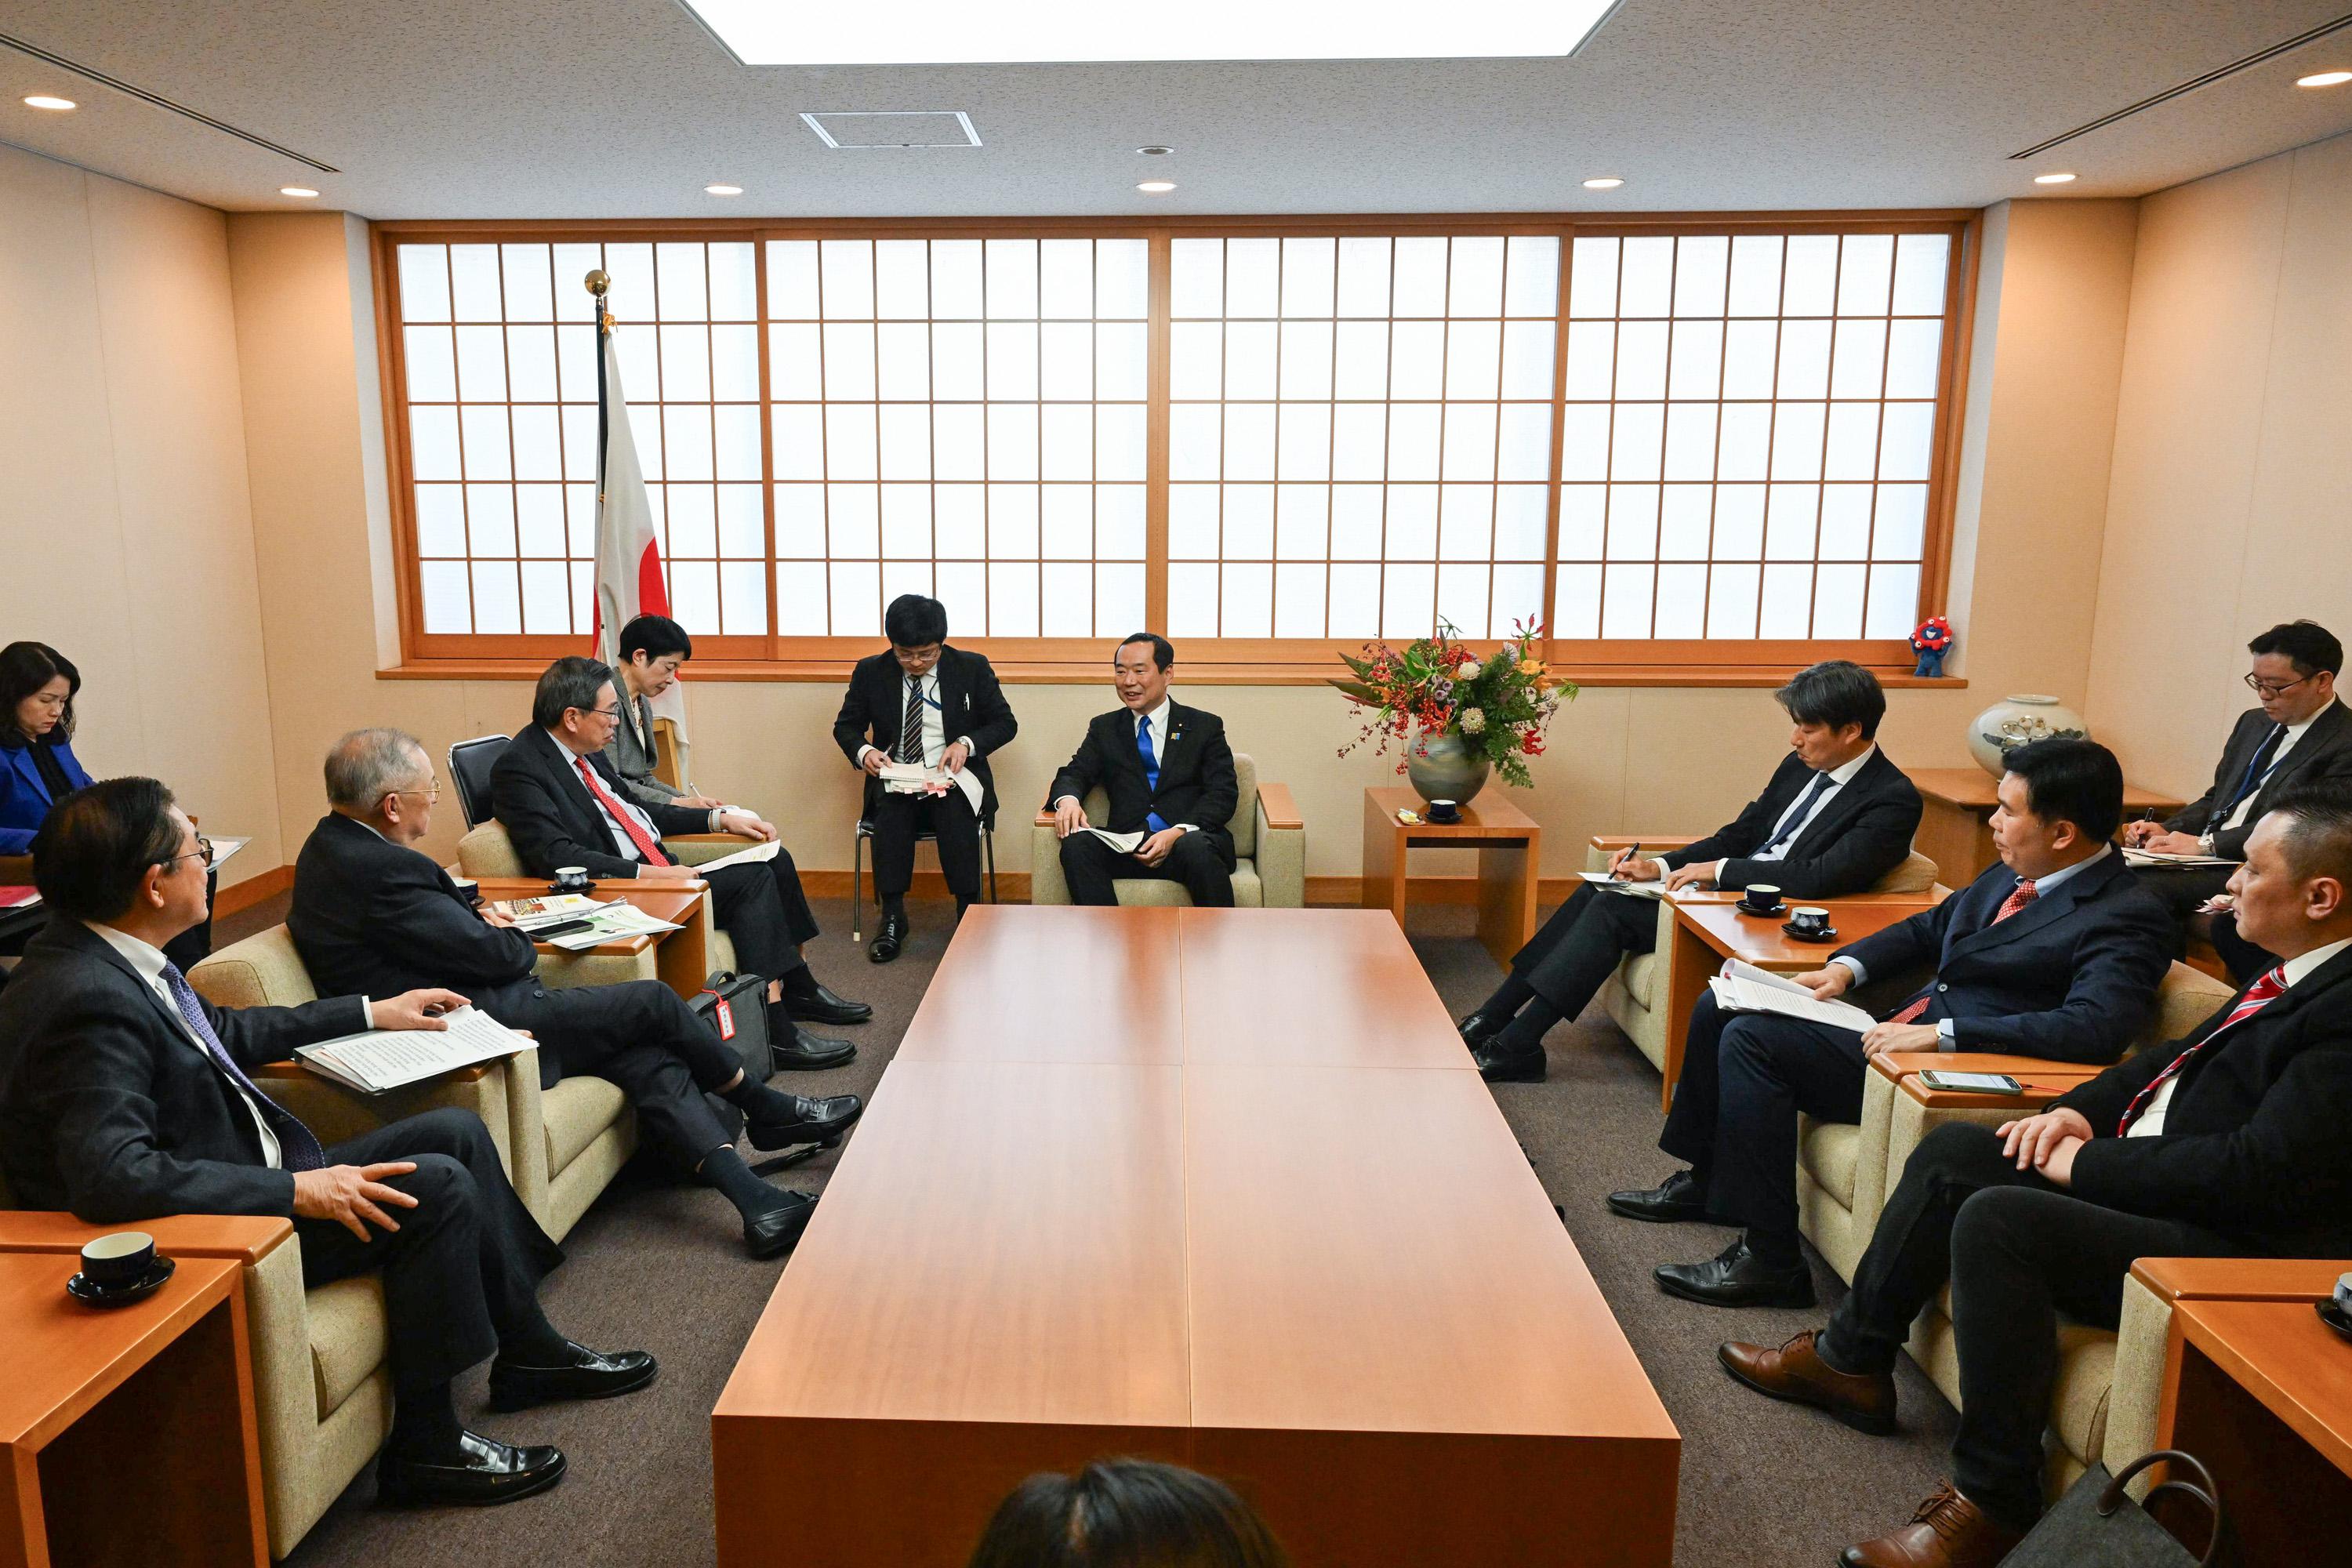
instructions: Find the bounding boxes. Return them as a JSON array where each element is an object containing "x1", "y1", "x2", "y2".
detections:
[{"x1": 253, "y1": 897, "x2": 1962, "y2": 1568}]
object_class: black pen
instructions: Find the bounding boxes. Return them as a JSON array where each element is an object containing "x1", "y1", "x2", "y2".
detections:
[{"x1": 1616, "y1": 840, "x2": 1642, "y2": 880}]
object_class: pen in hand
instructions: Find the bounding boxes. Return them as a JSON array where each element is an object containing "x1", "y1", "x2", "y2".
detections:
[{"x1": 1614, "y1": 840, "x2": 1643, "y2": 880}]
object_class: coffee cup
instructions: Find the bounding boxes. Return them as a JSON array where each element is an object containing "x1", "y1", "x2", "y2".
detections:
[
  {"x1": 449, "y1": 875, "x2": 481, "y2": 909},
  {"x1": 1425, "y1": 799, "x2": 1461, "y2": 823},
  {"x1": 81, "y1": 1231, "x2": 155, "y2": 1290},
  {"x1": 1788, "y1": 906, "x2": 1832, "y2": 936},
  {"x1": 549, "y1": 866, "x2": 592, "y2": 895},
  {"x1": 1740, "y1": 883, "x2": 1783, "y2": 913}
]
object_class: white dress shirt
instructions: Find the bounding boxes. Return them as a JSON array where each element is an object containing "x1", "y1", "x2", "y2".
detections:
[
  {"x1": 552, "y1": 731, "x2": 720, "y2": 863},
  {"x1": 2126, "y1": 935, "x2": 2352, "y2": 1138},
  {"x1": 1693, "y1": 744, "x2": 1878, "y2": 883},
  {"x1": 2220, "y1": 713, "x2": 2320, "y2": 831},
  {"x1": 1052, "y1": 694, "x2": 1199, "y2": 837},
  {"x1": 1834, "y1": 844, "x2": 2114, "y2": 1049},
  {"x1": 855, "y1": 670, "x2": 973, "y2": 769},
  {"x1": 85, "y1": 921, "x2": 376, "y2": 1169}
]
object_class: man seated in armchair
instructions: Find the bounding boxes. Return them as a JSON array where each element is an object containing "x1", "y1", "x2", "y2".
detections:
[
  {"x1": 1714, "y1": 779, "x2": 2352, "y2": 1568},
  {"x1": 0, "y1": 778, "x2": 654, "y2": 1508}
]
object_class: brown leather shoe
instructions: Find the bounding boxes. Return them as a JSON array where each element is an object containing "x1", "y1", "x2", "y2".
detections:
[
  {"x1": 1718, "y1": 1330, "x2": 1897, "y2": 1435},
  {"x1": 1842, "y1": 1484, "x2": 2026, "y2": 1568}
]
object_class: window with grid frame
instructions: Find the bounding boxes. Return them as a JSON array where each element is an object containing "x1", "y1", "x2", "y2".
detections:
[{"x1": 377, "y1": 217, "x2": 1970, "y2": 676}]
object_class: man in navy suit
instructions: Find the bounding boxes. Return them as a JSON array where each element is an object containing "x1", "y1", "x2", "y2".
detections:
[
  {"x1": 1617, "y1": 738, "x2": 2173, "y2": 1308},
  {"x1": 1046, "y1": 633, "x2": 1239, "y2": 908}
]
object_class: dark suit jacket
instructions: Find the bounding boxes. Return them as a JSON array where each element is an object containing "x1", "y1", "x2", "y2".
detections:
[
  {"x1": 831, "y1": 646, "x2": 1018, "y2": 821},
  {"x1": 1833, "y1": 851, "x2": 2173, "y2": 1062},
  {"x1": 490, "y1": 724, "x2": 713, "y2": 880},
  {"x1": 0, "y1": 732, "x2": 95, "y2": 855},
  {"x1": 1664, "y1": 748, "x2": 1925, "y2": 899},
  {"x1": 2166, "y1": 700, "x2": 2352, "y2": 858},
  {"x1": 2054, "y1": 942, "x2": 2352, "y2": 1257},
  {"x1": 0, "y1": 920, "x2": 368, "y2": 1221},
  {"x1": 1047, "y1": 702, "x2": 1240, "y2": 870},
  {"x1": 289, "y1": 813, "x2": 582, "y2": 1090}
]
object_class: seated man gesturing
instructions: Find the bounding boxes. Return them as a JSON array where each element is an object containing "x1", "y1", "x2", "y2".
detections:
[
  {"x1": 292, "y1": 729, "x2": 859, "y2": 1259},
  {"x1": 0, "y1": 778, "x2": 650, "y2": 1508}
]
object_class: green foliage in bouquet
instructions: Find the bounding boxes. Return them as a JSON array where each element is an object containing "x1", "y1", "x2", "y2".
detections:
[{"x1": 1331, "y1": 619, "x2": 1575, "y2": 789}]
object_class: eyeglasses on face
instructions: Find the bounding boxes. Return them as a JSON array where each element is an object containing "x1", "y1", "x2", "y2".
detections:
[
  {"x1": 389, "y1": 782, "x2": 442, "y2": 804},
  {"x1": 2245, "y1": 671, "x2": 2315, "y2": 699},
  {"x1": 162, "y1": 837, "x2": 214, "y2": 869}
]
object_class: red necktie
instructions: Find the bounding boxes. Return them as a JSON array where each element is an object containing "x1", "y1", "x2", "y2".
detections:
[
  {"x1": 1886, "y1": 879, "x2": 2042, "y2": 1025},
  {"x1": 575, "y1": 756, "x2": 671, "y2": 867},
  {"x1": 2117, "y1": 966, "x2": 2286, "y2": 1134}
]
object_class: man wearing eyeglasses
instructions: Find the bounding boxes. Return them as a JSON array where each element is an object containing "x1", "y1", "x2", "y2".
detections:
[{"x1": 2123, "y1": 620, "x2": 2352, "y2": 979}]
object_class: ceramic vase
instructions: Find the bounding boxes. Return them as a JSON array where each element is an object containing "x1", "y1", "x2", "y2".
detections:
[
  {"x1": 1406, "y1": 731, "x2": 1492, "y2": 805},
  {"x1": 1967, "y1": 693, "x2": 2089, "y2": 777}
]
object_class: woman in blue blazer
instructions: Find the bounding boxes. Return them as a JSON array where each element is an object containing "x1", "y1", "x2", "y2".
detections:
[{"x1": 0, "y1": 642, "x2": 93, "y2": 855}]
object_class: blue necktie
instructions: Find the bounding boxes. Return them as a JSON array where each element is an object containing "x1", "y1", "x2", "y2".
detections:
[
  {"x1": 1758, "y1": 770, "x2": 1833, "y2": 856},
  {"x1": 2218, "y1": 724, "x2": 2287, "y2": 822},
  {"x1": 161, "y1": 962, "x2": 328, "y2": 1173},
  {"x1": 1138, "y1": 716, "x2": 1168, "y2": 834}
]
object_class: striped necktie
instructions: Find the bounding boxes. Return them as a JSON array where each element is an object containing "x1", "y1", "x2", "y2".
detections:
[
  {"x1": 1886, "y1": 880, "x2": 2040, "y2": 1024},
  {"x1": 160, "y1": 963, "x2": 327, "y2": 1172},
  {"x1": 575, "y1": 756, "x2": 671, "y2": 866},
  {"x1": 2117, "y1": 966, "x2": 2287, "y2": 1134},
  {"x1": 1757, "y1": 770, "x2": 1833, "y2": 855},
  {"x1": 898, "y1": 677, "x2": 926, "y2": 764}
]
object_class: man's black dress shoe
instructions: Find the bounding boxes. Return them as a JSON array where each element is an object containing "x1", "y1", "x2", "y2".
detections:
[
  {"x1": 748, "y1": 1091, "x2": 864, "y2": 1151},
  {"x1": 1471, "y1": 1037, "x2": 1546, "y2": 1083},
  {"x1": 377, "y1": 1431, "x2": 566, "y2": 1507},
  {"x1": 1654, "y1": 1240, "x2": 1816, "y2": 1308},
  {"x1": 1606, "y1": 1168, "x2": 1721, "y2": 1224},
  {"x1": 868, "y1": 910, "x2": 910, "y2": 964},
  {"x1": 744, "y1": 1191, "x2": 818, "y2": 1258},
  {"x1": 770, "y1": 1024, "x2": 856, "y2": 1071},
  {"x1": 784, "y1": 980, "x2": 872, "y2": 1025},
  {"x1": 1458, "y1": 1009, "x2": 1503, "y2": 1044},
  {"x1": 486, "y1": 1341, "x2": 659, "y2": 1411}
]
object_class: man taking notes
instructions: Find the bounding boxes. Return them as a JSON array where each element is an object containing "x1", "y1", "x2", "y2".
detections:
[
  {"x1": 1047, "y1": 633, "x2": 1240, "y2": 909},
  {"x1": 1617, "y1": 738, "x2": 2172, "y2": 1310},
  {"x1": 292, "y1": 730, "x2": 860, "y2": 1259},
  {"x1": 0, "y1": 779, "x2": 652, "y2": 1508},
  {"x1": 1462, "y1": 661, "x2": 1923, "y2": 1083},
  {"x1": 1717, "y1": 779, "x2": 2352, "y2": 1568}
]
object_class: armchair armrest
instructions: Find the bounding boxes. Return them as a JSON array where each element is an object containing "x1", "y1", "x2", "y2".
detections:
[
  {"x1": 0, "y1": 1210, "x2": 294, "y2": 1263},
  {"x1": 252, "y1": 1049, "x2": 536, "y2": 1192},
  {"x1": 1254, "y1": 781, "x2": 1305, "y2": 907},
  {"x1": 1033, "y1": 808, "x2": 1056, "y2": 827},
  {"x1": 1257, "y1": 781, "x2": 1303, "y2": 832},
  {"x1": 2128, "y1": 1256, "x2": 2352, "y2": 1305}
]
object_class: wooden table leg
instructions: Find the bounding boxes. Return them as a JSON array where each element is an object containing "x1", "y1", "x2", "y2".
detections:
[
  {"x1": 1360, "y1": 798, "x2": 1406, "y2": 925},
  {"x1": 1473, "y1": 840, "x2": 1537, "y2": 971},
  {"x1": 1659, "y1": 911, "x2": 1717, "y2": 1114},
  {"x1": 656, "y1": 885, "x2": 713, "y2": 999}
]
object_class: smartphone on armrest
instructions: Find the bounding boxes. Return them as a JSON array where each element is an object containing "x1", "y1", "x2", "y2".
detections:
[{"x1": 1916, "y1": 1069, "x2": 2024, "y2": 1095}]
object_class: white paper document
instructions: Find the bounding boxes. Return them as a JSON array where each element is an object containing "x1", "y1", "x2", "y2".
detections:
[
  {"x1": 489, "y1": 893, "x2": 604, "y2": 931},
  {"x1": 296, "y1": 1006, "x2": 532, "y2": 1093},
  {"x1": 205, "y1": 836, "x2": 252, "y2": 872},
  {"x1": 1081, "y1": 826, "x2": 1148, "y2": 854},
  {"x1": 1708, "y1": 958, "x2": 1878, "y2": 1033},
  {"x1": 2123, "y1": 847, "x2": 2238, "y2": 869},
  {"x1": 1577, "y1": 870, "x2": 1674, "y2": 900},
  {"x1": 878, "y1": 760, "x2": 985, "y2": 815},
  {"x1": 692, "y1": 838, "x2": 781, "y2": 873},
  {"x1": 541, "y1": 900, "x2": 681, "y2": 952}
]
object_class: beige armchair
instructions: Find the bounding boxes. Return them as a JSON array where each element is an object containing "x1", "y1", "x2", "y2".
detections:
[
  {"x1": 455, "y1": 819, "x2": 742, "y2": 976},
  {"x1": 1029, "y1": 753, "x2": 1305, "y2": 907},
  {"x1": 1587, "y1": 836, "x2": 1942, "y2": 1073}
]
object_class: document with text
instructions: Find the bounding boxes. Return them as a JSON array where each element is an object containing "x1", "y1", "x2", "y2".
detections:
[
  {"x1": 1708, "y1": 958, "x2": 1878, "y2": 1033},
  {"x1": 1576, "y1": 870, "x2": 1675, "y2": 899},
  {"x1": 2122, "y1": 847, "x2": 2238, "y2": 869},
  {"x1": 692, "y1": 838, "x2": 781, "y2": 873},
  {"x1": 296, "y1": 1006, "x2": 532, "y2": 1094}
]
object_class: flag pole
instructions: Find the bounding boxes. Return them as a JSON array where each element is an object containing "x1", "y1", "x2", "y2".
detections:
[{"x1": 586, "y1": 267, "x2": 612, "y2": 510}]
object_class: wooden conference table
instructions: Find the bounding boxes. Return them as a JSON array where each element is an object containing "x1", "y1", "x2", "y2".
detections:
[{"x1": 713, "y1": 906, "x2": 1679, "y2": 1566}]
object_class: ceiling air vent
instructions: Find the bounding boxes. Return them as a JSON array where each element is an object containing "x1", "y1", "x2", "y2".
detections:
[{"x1": 801, "y1": 111, "x2": 982, "y2": 149}]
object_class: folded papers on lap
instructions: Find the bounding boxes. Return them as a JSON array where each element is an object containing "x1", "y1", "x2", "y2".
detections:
[{"x1": 296, "y1": 1005, "x2": 532, "y2": 1093}]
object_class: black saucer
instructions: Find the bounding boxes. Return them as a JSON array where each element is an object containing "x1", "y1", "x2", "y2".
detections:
[
  {"x1": 1737, "y1": 899, "x2": 1788, "y2": 918},
  {"x1": 1781, "y1": 921, "x2": 1839, "y2": 943},
  {"x1": 66, "y1": 1254, "x2": 175, "y2": 1308},
  {"x1": 2318, "y1": 1298, "x2": 2352, "y2": 1345}
]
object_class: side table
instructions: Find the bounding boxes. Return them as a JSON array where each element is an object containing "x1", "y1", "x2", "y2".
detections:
[{"x1": 1361, "y1": 788, "x2": 1540, "y2": 968}]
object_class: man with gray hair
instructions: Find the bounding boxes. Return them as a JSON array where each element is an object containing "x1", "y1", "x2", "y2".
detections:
[{"x1": 289, "y1": 728, "x2": 858, "y2": 1259}]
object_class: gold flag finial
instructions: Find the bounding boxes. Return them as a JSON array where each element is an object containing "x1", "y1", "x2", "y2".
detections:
[{"x1": 584, "y1": 268, "x2": 610, "y2": 297}]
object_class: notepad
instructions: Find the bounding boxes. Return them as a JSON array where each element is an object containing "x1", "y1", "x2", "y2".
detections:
[
  {"x1": 296, "y1": 1006, "x2": 532, "y2": 1093},
  {"x1": 693, "y1": 838, "x2": 782, "y2": 873},
  {"x1": 2123, "y1": 848, "x2": 2238, "y2": 869},
  {"x1": 1707, "y1": 958, "x2": 1877, "y2": 1033},
  {"x1": 1576, "y1": 870, "x2": 1675, "y2": 900}
]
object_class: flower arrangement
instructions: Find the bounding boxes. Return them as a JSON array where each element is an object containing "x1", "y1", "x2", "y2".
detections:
[
  {"x1": 1330, "y1": 619, "x2": 1573, "y2": 789},
  {"x1": 1911, "y1": 615, "x2": 1954, "y2": 678}
]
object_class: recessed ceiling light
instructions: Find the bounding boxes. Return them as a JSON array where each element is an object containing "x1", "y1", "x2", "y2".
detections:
[
  {"x1": 1137, "y1": 180, "x2": 1177, "y2": 194},
  {"x1": 23, "y1": 95, "x2": 76, "y2": 111},
  {"x1": 2298, "y1": 69, "x2": 2352, "y2": 88},
  {"x1": 705, "y1": 183, "x2": 744, "y2": 195},
  {"x1": 681, "y1": 1, "x2": 1621, "y2": 64},
  {"x1": 2033, "y1": 172, "x2": 2077, "y2": 185},
  {"x1": 1138, "y1": 145, "x2": 1174, "y2": 155},
  {"x1": 1582, "y1": 176, "x2": 1624, "y2": 190},
  {"x1": 279, "y1": 186, "x2": 320, "y2": 198}
]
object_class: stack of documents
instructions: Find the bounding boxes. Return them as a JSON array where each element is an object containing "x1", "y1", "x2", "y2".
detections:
[
  {"x1": 879, "y1": 760, "x2": 985, "y2": 814},
  {"x1": 488, "y1": 893, "x2": 604, "y2": 931},
  {"x1": 539, "y1": 900, "x2": 682, "y2": 952},
  {"x1": 1708, "y1": 959, "x2": 1877, "y2": 1033},
  {"x1": 297, "y1": 1006, "x2": 532, "y2": 1093},
  {"x1": 1576, "y1": 870, "x2": 1679, "y2": 901},
  {"x1": 2122, "y1": 847, "x2": 2238, "y2": 869}
]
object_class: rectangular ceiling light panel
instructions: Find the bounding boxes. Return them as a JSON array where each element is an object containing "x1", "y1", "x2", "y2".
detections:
[
  {"x1": 803, "y1": 111, "x2": 982, "y2": 147},
  {"x1": 682, "y1": 1, "x2": 1621, "y2": 66}
]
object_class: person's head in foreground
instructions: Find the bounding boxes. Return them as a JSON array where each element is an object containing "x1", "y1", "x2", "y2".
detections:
[
  {"x1": 2227, "y1": 777, "x2": 2352, "y2": 958},
  {"x1": 33, "y1": 777, "x2": 208, "y2": 935},
  {"x1": 967, "y1": 1459, "x2": 1290, "y2": 1568}
]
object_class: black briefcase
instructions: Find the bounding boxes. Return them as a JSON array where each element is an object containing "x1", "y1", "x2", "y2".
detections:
[
  {"x1": 2000, "y1": 1450, "x2": 2230, "y2": 1567},
  {"x1": 692, "y1": 970, "x2": 772, "y2": 1082}
]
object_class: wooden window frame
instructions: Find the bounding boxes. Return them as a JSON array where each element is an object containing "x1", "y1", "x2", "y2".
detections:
[{"x1": 371, "y1": 210, "x2": 1980, "y2": 686}]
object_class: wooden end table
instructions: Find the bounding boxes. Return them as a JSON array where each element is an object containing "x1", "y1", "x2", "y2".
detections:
[
  {"x1": 472, "y1": 876, "x2": 712, "y2": 1000},
  {"x1": 0, "y1": 1250, "x2": 266, "y2": 1567},
  {"x1": 1361, "y1": 787, "x2": 1540, "y2": 968},
  {"x1": 1909, "y1": 768, "x2": 2183, "y2": 888}
]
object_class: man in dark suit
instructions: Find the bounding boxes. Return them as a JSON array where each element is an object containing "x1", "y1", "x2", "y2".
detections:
[
  {"x1": 1046, "y1": 633, "x2": 1239, "y2": 909},
  {"x1": 1464, "y1": 661, "x2": 1925, "y2": 1083},
  {"x1": 1718, "y1": 779, "x2": 2352, "y2": 1568},
  {"x1": 2123, "y1": 619, "x2": 2352, "y2": 980},
  {"x1": 490, "y1": 657, "x2": 869, "y2": 1054},
  {"x1": 0, "y1": 779, "x2": 654, "y2": 1508},
  {"x1": 1620, "y1": 738, "x2": 2173, "y2": 1310},
  {"x1": 833, "y1": 594, "x2": 1018, "y2": 963},
  {"x1": 292, "y1": 729, "x2": 860, "y2": 1258}
]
